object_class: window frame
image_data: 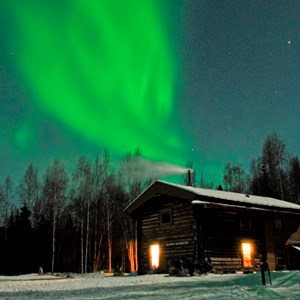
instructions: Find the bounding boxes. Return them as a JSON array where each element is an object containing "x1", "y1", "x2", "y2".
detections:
[
  {"x1": 274, "y1": 218, "x2": 282, "y2": 230},
  {"x1": 159, "y1": 209, "x2": 172, "y2": 226}
]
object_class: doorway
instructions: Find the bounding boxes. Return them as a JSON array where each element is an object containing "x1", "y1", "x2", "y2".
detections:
[
  {"x1": 149, "y1": 244, "x2": 160, "y2": 268},
  {"x1": 242, "y1": 242, "x2": 253, "y2": 268}
]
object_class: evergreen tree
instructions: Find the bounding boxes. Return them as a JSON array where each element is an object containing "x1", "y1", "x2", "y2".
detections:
[
  {"x1": 288, "y1": 156, "x2": 300, "y2": 204},
  {"x1": 19, "y1": 163, "x2": 40, "y2": 227}
]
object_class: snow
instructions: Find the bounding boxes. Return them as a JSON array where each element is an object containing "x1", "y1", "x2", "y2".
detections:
[
  {"x1": 0, "y1": 271, "x2": 299, "y2": 299},
  {"x1": 162, "y1": 181, "x2": 300, "y2": 211}
]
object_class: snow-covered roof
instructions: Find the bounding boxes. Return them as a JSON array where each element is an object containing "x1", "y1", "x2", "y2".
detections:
[
  {"x1": 166, "y1": 181, "x2": 300, "y2": 211},
  {"x1": 125, "y1": 181, "x2": 300, "y2": 215}
]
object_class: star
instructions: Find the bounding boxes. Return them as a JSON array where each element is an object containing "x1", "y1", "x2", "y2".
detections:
[{"x1": 288, "y1": 40, "x2": 291, "y2": 44}]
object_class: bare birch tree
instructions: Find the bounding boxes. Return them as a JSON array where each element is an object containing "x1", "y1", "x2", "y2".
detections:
[
  {"x1": 71, "y1": 157, "x2": 92, "y2": 273},
  {"x1": 0, "y1": 177, "x2": 14, "y2": 227},
  {"x1": 91, "y1": 155, "x2": 105, "y2": 272},
  {"x1": 249, "y1": 133, "x2": 290, "y2": 200},
  {"x1": 43, "y1": 161, "x2": 68, "y2": 274},
  {"x1": 223, "y1": 162, "x2": 247, "y2": 193},
  {"x1": 101, "y1": 150, "x2": 113, "y2": 273}
]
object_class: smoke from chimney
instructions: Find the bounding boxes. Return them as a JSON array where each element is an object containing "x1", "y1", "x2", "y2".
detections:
[{"x1": 118, "y1": 158, "x2": 191, "y2": 183}]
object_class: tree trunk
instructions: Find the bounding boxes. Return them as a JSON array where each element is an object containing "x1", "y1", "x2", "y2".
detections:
[
  {"x1": 84, "y1": 198, "x2": 90, "y2": 273},
  {"x1": 106, "y1": 194, "x2": 112, "y2": 273},
  {"x1": 51, "y1": 195, "x2": 57, "y2": 274},
  {"x1": 127, "y1": 240, "x2": 135, "y2": 272},
  {"x1": 107, "y1": 218, "x2": 112, "y2": 273},
  {"x1": 93, "y1": 206, "x2": 98, "y2": 272},
  {"x1": 80, "y1": 218, "x2": 84, "y2": 274},
  {"x1": 95, "y1": 234, "x2": 103, "y2": 271}
]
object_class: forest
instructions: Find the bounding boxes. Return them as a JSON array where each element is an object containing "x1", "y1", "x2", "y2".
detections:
[{"x1": 0, "y1": 133, "x2": 299, "y2": 275}]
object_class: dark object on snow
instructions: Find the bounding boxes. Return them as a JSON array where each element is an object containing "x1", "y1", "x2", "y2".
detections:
[
  {"x1": 169, "y1": 257, "x2": 213, "y2": 276},
  {"x1": 260, "y1": 254, "x2": 272, "y2": 286}
]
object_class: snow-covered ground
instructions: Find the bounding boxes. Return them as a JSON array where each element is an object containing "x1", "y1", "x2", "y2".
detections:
[{"x1": 0, "y1": 271, "x2": 299, "y2": 299}]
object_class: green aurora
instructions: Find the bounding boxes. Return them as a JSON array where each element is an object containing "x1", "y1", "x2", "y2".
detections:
[
  {"x1": 6, "y1": 1, "x2": 190, "y2": 165},
  {"x1": 4, "y1": 1, "x2": 298, "y2": 185}
]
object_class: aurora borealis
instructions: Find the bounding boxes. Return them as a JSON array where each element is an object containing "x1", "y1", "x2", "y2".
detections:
[
  {"x1": 4, "y1": 1, "x2": 184, "y2": 159},
  {"x1": 1, "y1": 1, "x2": 300, "y2": 184}
]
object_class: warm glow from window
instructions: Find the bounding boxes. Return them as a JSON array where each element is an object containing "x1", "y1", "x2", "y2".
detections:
[
  {"x1": 242, "y1": 242, "x2": 253, "y2": 268},
  {"x1": 150, "y1": 244, "x2": 160, "y2": 268}
]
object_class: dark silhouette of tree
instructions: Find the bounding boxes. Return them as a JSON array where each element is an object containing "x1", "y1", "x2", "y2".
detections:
[
  {"x1": 199, "y1": 170, "x2": 213, "y2": 189},
  {"x1": 250, "y1": 133, "x2": 288, "y2": 200},
  {"x1": 0, "y1": 177, "x2": 14, "y2": 274},
  {"x1": 90, "y1": 155, "x2": 106, "y2": 272},
  {"x1": 0, "y1": 177, "x2": 14, "y2": 226},
  {"x1": 19, "y1": 163, "x2": 40, "y2": 215},
  {"x1": 261, "y1": 133, "x2": 286, "y2": 199},
  {"x1": 288, "y1": 156, "x2": 300, "y2": 204},
  {"x1": 217, "y1": 184, "x2": 223, "y2": 191},
  {"x1": 17, "y1": 205, "x2": 34, "y2": 274},
  {"x1": 223, "y1": 162, "x2": 247, "y2": 193},
  {"x1": 102, "y1": 150, "x2": 114, "y2": 273},
  {"x1": 42, "y1": 160, "x2": 68, "y2": 274},
  {"x1": 70, "y1": 157, "x2": 92, "y2": 273}
]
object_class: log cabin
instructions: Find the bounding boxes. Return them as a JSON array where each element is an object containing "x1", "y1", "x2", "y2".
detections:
[{"x1": 125, "y1": 181, "x2": 300, "y2": 274}]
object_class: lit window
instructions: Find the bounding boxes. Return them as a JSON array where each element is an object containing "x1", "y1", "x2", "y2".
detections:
[
  {"x1": 150, "y1": 244, "x2": 160, "y2": 268},
  {"x1": 242, "y1": 242, "x2": 253, "y2": 268}
]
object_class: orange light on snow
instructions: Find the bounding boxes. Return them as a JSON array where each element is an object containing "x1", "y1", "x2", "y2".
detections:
[
  {"x1": 242, "y1": 242, "x2": 253, "y2": 268},
  {"x1": 150, "y1": 244, "x2": 160, "y2": 268}
]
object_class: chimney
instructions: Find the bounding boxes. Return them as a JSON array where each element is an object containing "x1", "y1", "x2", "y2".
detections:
[{"x1": 187, "y1": 169, "x2": 193, "y2": 186}]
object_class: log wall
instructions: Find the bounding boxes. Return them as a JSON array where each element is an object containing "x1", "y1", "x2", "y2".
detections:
[
  {"x1": 264, "y1": 213, "x2": 299, "y2": 270},
  {"x1": 135, "y1": 193, "x2": 300, "y2": 274},
  {"x1": 138, "y1": 196, "x2": 197, "y2": 273},
  {"x1": 198, "y1": 207, "x2": 263, "y2": 273}
]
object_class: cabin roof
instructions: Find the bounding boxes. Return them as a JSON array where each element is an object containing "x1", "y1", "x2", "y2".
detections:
[{"x1": 125, "y1": 180, "x2": 300, "y2": 216}]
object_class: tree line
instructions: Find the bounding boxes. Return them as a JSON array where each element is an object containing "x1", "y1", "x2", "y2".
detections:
[
  {"x1": 0, "y1": 133, "x2": 299, "y2": 275},
  {"x1": 204, "y1": 133, "x2": 299, "y2": 203},
  {"x1": 193, "y1": 133, "x2": 299, "y2": 203},
  {"x1": 0, "y1": 150, "x2": 150, "y2": 275}
]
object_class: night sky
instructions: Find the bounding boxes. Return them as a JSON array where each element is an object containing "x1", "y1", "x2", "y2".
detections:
[{"x1": 1, "y1": 0, "x2": 300, "y2": 185}]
